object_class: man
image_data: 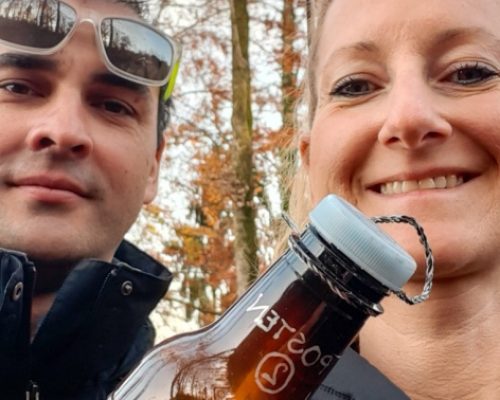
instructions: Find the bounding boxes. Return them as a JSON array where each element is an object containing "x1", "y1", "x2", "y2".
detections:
[{"x1": 0, "y1": 0, "x2": 181, "y2": 398}]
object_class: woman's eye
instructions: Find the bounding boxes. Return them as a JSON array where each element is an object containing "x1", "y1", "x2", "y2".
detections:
[
  {"x1": 449, "y1": 63, "x2": 498, "y2": 85},
  {"x1": 330, "y1": 78, "x2": 377, "y2": 97},
  {"x1": 0, "y1": 82, "x2": 37, "y2": 96}
]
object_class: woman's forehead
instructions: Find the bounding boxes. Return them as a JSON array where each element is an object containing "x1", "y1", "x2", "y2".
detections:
[{"x1": 318, "y1": 0, "x2": 500, "y2": 57}]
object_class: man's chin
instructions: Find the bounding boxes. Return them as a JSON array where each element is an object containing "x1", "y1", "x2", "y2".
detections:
[
  {"x1": 5, "y1": 242, "x2": 82, "y2": 262},
  {"x1": 0, "y1": 233, "x2": 102, "y2": 259}
]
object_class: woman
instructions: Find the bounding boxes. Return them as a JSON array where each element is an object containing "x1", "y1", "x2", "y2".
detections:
[{"x1": 290, "y1": 0, "x2": 500, "y2": 398}]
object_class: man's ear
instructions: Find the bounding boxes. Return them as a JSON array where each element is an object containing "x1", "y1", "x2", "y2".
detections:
[
  {"x1": 143, "y1": 138, "x2": 165, "y2": 204},
  {"x1": 299, "y1": 132, "x2": 311, "y2": 169}
]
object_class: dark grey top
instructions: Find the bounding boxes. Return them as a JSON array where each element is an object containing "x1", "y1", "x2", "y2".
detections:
[{"x1": 311, "y1": 348, "x2": 410, "y2": 400}]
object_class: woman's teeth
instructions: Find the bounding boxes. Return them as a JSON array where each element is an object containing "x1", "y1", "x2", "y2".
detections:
[{"x1": 380, "y1": 175, "x2": 464, "y2": 195}]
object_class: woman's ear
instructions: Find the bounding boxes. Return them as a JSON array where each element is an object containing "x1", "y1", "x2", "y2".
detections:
[{"x1": 299, "y1": 132, "x2": 311, "y2": 169}]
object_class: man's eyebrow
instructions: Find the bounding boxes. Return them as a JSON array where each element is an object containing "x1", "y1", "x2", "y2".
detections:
[
  {"x1": 0, "y1": 53, "x2": 152, "y2": 97},
  {"x1": 91, "y1": 72, "x2": 150, "y2": 96},
  {"x1": 0, "y1": 53, "x2": 58, "y2": 71}
]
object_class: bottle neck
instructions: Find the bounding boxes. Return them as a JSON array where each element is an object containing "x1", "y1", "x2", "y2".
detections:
[
  {"x1": 298, "y1": 226, "x2": 389, "y2": 314},
  {"x1": 218, "y1": 227, "x2": 391, "y2": 398},
  {"x1": 207, "y1": 225, "x2": 390, "y2": 353}
]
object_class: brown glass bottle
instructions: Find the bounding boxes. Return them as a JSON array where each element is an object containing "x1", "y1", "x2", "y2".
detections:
[{"x1": 109, "y1": 195, "x2": 416, "y2": 400}]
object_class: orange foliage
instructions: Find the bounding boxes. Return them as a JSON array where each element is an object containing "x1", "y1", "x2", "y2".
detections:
[{"x1": 140, "y1": 0, "x2": 307, "y2": 329}]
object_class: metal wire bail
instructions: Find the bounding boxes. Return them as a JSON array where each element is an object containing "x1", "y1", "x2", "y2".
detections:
[{"x1": 371, "y1": 215, "x2": 434, "y2": 305}]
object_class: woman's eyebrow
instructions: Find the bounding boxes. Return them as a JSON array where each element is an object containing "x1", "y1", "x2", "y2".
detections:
[
  {"x1": 330, "y1": 41, "x2": 379, "y2": 58},
  {"x1": 430, "y1": 27, "x2": 500, "y2": 53},
  {"x1": 320, "y1": 26, "x2": 500, "y2": 71},
  {"x1": 319, "y1": 40, "x2": 380, "y2": 72}
]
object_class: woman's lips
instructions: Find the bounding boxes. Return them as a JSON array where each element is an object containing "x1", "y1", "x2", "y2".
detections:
[{"x1": 379, "y1": 174, "x2": 464, "y2": 195}]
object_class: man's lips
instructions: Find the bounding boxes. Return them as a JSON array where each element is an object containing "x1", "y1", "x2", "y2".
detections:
[{"x1": 10, "y1": 175, "x2": 90, "y2": 198}]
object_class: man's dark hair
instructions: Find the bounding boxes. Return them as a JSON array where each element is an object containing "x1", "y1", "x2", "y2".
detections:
[
  {"x1": 116, "y1": 0, "x2": 148, "y2": 17},
  {"x1": 117, "y1": 0, "x2": 171, "y2": 145},
  {"x1": 157, "y1": 92, "x2": 172, "y2": 144}
]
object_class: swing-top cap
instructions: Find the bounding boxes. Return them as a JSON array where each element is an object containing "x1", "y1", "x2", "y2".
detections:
[{"x1": 309, "y1": 195, "x2": 417, "y2": 291}]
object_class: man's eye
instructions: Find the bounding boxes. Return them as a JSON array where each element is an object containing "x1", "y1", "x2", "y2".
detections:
[
  {"x1": 330, "y1": 78, "x2": 377, "y2": 97},
  {"x1": 449, "y1": 63, "x2": 498, "y2": 85},
  {"x1": 0, "y1": 82, "x2": 37, "y2": 96},
  {"x1": 99, "y1": 100, "x2": 134, "y2": 116}
]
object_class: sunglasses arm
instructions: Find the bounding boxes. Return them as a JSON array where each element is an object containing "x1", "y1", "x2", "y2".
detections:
[{"x1": 163, "y1": 59, "x2": 181, "y2": 102}]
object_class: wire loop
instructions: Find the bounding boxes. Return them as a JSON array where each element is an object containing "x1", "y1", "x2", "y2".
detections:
[
  {"x1": 371, "y1": 215, "x2": 434, "y2": 305},
  {"x1": 282, "y1": 212, "x2": 434, "y2": 306}
]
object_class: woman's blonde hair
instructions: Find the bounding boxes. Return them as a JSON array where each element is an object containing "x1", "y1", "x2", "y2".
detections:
[
  {"x1": 276, "y1": 0, "x2": 333, "y2": 251},
  {"x1": 287, "y1": 0, "x2": 333, "y2": 222}
]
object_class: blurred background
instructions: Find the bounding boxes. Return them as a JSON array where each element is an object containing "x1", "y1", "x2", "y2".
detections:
[{"x1": 126, "y1": 0, "x2": 309, "y2": 341}]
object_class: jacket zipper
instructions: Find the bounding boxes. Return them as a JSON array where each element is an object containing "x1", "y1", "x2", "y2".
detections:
[{"x1": 25, "y1": 381, "x2": 40, "y2": 400}]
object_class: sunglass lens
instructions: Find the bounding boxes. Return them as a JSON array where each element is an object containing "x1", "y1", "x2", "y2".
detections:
[
  {"x1": 101, "y1": 18, "x2": 173, "y2": 83},
  {"x1": 0, "y1": 0, "x2": 76, "y2": 49}
]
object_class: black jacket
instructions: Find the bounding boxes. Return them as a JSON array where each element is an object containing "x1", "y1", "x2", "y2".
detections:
[
  {"x1": 0, "y1": 241, "x2": 172, "y2": 400},
  {"x1": 312, "y1": 348, "x2": 410, "y2": 400}
]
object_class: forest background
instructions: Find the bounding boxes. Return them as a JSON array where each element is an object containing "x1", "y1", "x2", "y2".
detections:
[{"x1": 128, "y1": 0, "x2": 310, "y2": 341}]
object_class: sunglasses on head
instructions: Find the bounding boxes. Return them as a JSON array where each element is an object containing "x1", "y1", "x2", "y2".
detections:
[{"x1": 0, "y1": 0, "x2": 182, "y2": 100}]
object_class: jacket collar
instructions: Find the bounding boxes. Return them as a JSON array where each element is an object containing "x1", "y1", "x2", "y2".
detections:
[{"x1": 0, "y1": 241, "x2": 172, "y2": 396}]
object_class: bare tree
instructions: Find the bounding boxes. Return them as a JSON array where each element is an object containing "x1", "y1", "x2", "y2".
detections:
[{"x1": 229, "y1": 0, "x2": 258, "y2": 294}]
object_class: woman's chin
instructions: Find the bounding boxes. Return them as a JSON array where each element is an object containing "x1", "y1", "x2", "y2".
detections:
[{"x1": 376, "y1": 222, "x2": 486, "y2": 281}]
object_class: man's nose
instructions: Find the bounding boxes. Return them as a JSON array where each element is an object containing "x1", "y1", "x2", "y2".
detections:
[
  {"x1": 377, "y1": 77, "x2": 453, "y2": 150},
  {"x1": 25, "y1": 93, "x2": 94, "y2": 158}
]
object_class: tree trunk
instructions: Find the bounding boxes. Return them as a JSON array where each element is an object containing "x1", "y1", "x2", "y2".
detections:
[
  {"x1": 306, "y1": 0, "x2": 314, "y2": 46},
  {"x1": 229, "y1": 0, "x2": 258, "y2": 294},
  {"x1": 55, "y1": 1, "x2": 60, "y2": 33},
  {"x1": 278, "y1": 0, "x2": 300, "y2": 213}
]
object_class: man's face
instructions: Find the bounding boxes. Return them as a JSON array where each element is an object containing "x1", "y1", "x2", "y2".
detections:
[{"x1": 0, "y1": 0, "x2": 163, "y2": 264}]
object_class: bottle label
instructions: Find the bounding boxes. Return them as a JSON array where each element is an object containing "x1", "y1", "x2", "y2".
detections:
[{"x1": 246, "y1": 293, "x2": 336, "y2": 395}]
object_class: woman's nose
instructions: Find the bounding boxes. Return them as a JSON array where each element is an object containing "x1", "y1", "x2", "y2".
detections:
[
  {"x1": 25, "y1": 94, "x2": 94, "y2": 158},
  {"x1": 377, "y1": 77, "x2": 452, "y2": 150}
]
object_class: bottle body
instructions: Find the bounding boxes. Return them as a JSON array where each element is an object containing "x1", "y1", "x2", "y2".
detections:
[{"x1": 110, "y1": 226, "x2": 388, "y2": 400}]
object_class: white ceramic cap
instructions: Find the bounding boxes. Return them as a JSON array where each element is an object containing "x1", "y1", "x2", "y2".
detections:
[{"x1": 309, "y1": 195, "x2": 416, "y2": 291}]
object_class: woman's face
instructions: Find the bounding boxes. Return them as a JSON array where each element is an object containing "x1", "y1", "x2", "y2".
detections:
[{"x1": 302, "y1": 0, "x2": 500, "y2": 276}]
